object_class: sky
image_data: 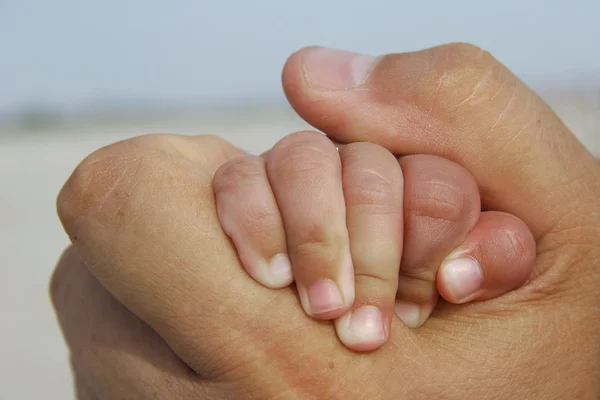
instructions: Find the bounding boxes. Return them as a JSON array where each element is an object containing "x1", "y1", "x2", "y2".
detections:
[{"x1": 1, "y1": 0, "x2": 599, "y2": 115}]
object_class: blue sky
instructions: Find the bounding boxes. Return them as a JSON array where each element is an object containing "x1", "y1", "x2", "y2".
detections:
[{"x1": 1, "y1": 0, "x2": 599, "y2": 114}]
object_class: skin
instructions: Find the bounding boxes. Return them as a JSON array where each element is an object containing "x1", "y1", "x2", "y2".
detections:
[
  {"x1": 213, "y1": 134, "x2": 536, "y2": 350},
  {"x1": 51, "y1": 43, "x2": 600, "y2": 399}
]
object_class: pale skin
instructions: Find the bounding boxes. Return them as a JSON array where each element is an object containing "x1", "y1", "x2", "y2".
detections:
[
  {"x1": 213, "y1": 132, "x2": 536, "y2": 351},
  {"x1": 51, "y1": 43, "x2": 600, "y2": 399}
]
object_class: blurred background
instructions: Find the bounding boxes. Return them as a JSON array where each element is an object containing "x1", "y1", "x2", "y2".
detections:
[{"x1": 1, "y1": 1, "x2": 599, "y2": 398}]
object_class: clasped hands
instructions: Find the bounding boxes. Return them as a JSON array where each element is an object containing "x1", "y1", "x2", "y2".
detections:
[{"x1": 51, "y1": 44, "x2": 600, "y2": 399}]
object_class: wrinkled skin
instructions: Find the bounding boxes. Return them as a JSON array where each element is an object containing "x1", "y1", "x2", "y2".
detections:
[{"x1": 51, "y1": 43, "x2": 600, "y2": 399}]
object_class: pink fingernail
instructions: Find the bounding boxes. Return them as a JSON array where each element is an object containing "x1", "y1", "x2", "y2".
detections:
[
  {"x1": 394, "y1": 298, "x2": 438, "y2": 329},
  {"x1": 394, "y1": 301, "x2": 422, "y2": 328},
  {"x1": 348, "y1": 306, "x2": 384, "y2": 339},
  {"x1": 335, "y1": 306, "x2": 385, "y2": 350},
  {"x1": 440, "y1": 257, "x2": 483, "y2": 303},
  {"x1": 305, "y1": 278, "x2": 345, "y2": 315},
  {"x1": 302, "y1": 47, "x2": 377, "y2": 90},
  {"x1": 268, "y1": 253, "x2": 293, "y2": 285}
]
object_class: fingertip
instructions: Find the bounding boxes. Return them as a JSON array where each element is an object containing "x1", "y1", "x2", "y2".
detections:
[
  {"x1": 282, "y1": 46, "x2": 320, "y2": 83},
  {"x1": 281, "y1": 47, "x2": 313, "y2": 104},
  {"x1": 297, "y1": 278, "x2": 352, "y2": 320},
  {"x1": 335, "y1": 306, "x2": 388, "y2": 352},
  {"x1": 248, "y1": 254, "x2": 294, "y2": 290},
  {"x1": 282, "y1": 48, "x2": 359, "y2": 134},
  {"x1": 437, "y1": 212, "x2": 537, "y2": 304},
  {"x1": 437, "y1": 256, "x2": 485, "y2": 304},
  {"x1": 267, "y1": 253, "x2": 294, "y2": 288},
  {"x1": 394, "y1": 300, "x2": 437, "y2": 329}
]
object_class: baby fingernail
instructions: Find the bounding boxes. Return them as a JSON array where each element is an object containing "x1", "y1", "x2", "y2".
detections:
[
  {"x1": 336, "y1": 306, "x2": 385, "y2": 348},
  {"x1": 440, "y1": 257, "x2": 483, "y2": 303},
  {"x1": 349, "y1": 306, "x2": 384, "y2": 339},
  {"x1": 302, "y1": 278, "x2": 345, "y2": 315},
  {"x1": 394, "y1": 301, "x2": 423, "y2": 328},
  {"x1": 268, "y1": 253, "x2": 293, "y2": 284}
]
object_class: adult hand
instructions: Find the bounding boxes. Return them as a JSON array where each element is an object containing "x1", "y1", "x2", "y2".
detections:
[{"x1": 52, "y1": 43, "x2": 600, "y2": 399}]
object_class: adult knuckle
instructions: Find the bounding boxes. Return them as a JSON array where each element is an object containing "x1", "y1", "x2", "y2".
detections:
[
  {"x1": 57, "y1": 139, "x2": 143, "y2": 225},
  {"x1": 57, "y1": 134, "x2": 210, "y2": 240},
  {"x1": 443, "y1": 42, "x2": 488, "y2": 60},
  {"x1": 442, "y1": 42, "x2": 493, "y2": 76},
  {"x1": 434, "y1": 43, "x2": 510, "y2": 111},
  {"x1": 167, "y1": 134, "x2": 242, "y2": 170}
]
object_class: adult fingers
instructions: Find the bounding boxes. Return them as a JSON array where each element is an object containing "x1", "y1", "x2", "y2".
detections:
[{"x1": 49, "y1": 245, "x2": 209, "y2": 399}]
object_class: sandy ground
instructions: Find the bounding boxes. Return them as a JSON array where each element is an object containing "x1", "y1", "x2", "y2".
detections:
[{"x1": 1, "y1": 99, "x2": 598, "y2": 399}]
